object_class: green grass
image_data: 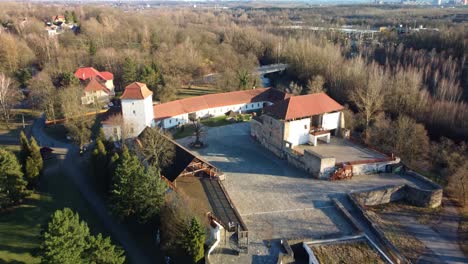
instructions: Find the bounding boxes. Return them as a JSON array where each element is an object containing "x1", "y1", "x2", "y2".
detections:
[
  {"x1": 0, "y1": 160, "x2": 108, "y2": 264},
  {"x1": 172, "y1": 125, "x2": 196, "y2": 139},
  {"x1": 176, "y1": 85, "x2": 219, "y2": 99},
  {"x1": 200, "y1": 114, "x2": 252, "y2": 127}
]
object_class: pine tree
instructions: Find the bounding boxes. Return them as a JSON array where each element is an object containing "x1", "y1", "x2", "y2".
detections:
[
  {"x1": 0, "y1": 149, "x2": 29, "y2": 208},
  {"x1": 122, "y1": 58, "x2": 137, "y2": 87},
  {"x1": 181, "y1": 217, "x2": 206, "y2": 263},
  {"x1": 89, "y1": 40, "x2": 97, "y2": 56},
  {"x1": 41, "y1": 208, "x2": 90, "y2": 264},
  {"x1": 25, "y1": 156, "x2": 40, "y2": 186},
  {"x1": 30, "y1": 137, "x2": 43, "y2": 172},
  {"x1": 134, "y1": 166, "x2": 167, "y2": 222},
  {"x1": 92, "y1": 138, "x2": 108, "y2": 191},
  {"x1": 19, "y1": 130, "x2": 30, "y2": 164},
  {"x1": 86, "y1": 234, "x2": 125, "y2": 264},
  {"x1": 110, "y1": 148, "x2": 145, "y2": 218}
]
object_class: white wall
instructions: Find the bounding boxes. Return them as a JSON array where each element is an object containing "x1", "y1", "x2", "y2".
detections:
[
  {"x1": 104, "y1": 80, "x2": 115, "y2": 95},
  {"x1": 322, "y1": 112, "x2": 341, "y2": 130},
  {"x1": 286, "y1": 118, "x2": 311, "y2": 146},
  {"x1": 159, "y1": 101, "x2": 266, "y2": 129},
  {"x1": 81, "y1": 90, "x2": 109, "y2": 105},
  {"x1": 122, "y1": 96, "x2": 154, "y2": 137}
]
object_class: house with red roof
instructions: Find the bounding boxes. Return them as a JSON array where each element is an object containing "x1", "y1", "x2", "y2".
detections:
[
  {"x1": 74, "y1": 67, "x2": 115, "y2": 105},
  {"x1": 251, "y1": 92, "x2": 345, "y2": 154}
]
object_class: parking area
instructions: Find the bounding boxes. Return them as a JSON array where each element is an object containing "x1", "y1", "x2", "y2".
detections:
[{"x1": 176, "y1": 122, "x2": 429, "y2": 263}]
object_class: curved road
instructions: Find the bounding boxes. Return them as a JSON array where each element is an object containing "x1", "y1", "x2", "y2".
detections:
[{"x1": 31, "y1": 116, "x2": 151, "y2": 264}]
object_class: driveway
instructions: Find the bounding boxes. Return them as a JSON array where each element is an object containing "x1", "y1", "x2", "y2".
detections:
[
  {"x1": 177, "y1": 122, "x2": 428, "y2": 263},
  {"x1": 32, "y1": 116, "x2": 152, "y2": 264}
]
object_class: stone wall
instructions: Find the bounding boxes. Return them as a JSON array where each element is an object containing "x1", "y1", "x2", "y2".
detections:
[
  {"x1": 351, "y1": 158, "x2": 401, "y2": 176},
  {"x1": 350, "y1": 172, "x2": 443, "y2": 209},
  {"x1": 251, "y1": 117, "x2": 284, "y2": 157},
  {"x1": 283, "y1": 148, "x2": 336, "y2": 178}
]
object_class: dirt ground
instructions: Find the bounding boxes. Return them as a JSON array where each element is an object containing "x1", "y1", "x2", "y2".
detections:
[{"x1": 311, "y1": 241, "x2": 385, "y2": 264}]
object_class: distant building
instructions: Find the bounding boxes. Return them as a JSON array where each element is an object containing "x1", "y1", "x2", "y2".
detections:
[{"x1": 74, "y1": 67, "x2": 115, "y2": 105}]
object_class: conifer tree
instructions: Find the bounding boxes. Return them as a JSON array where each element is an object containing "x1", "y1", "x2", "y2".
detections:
[
  {"x1": 30, "y1": 137, "x2": 43, "y2": 172},
  {"x1": 122, "y1": 58, "x2": 137, "y2": 87},
  {"x1": 19, "y1": 130, "x2": 30, "y2": 164},
  {"x1": 92, "y1": 138, "x2": 108, "y2": 191},
  {"x1": 181, "y1": 217, "x2": 206, "y2": 263},
  {"x1": 0, "y1": 149, "x2": 29, "y2": 208},
  {"x1": 25, "y1": 156, "x2": 40, "y2": 186},
  {"x1": 86, "y1": 234, "x2": 125, "y2": 264},
  {"x1": 41, "y1": 208, "x2": 90, "y2": 264},
  {"x1": 135, "y1": 165, "x2": 167, "y2": 222}
]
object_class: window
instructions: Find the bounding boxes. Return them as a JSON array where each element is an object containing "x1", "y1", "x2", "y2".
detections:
[
  {"x1": 169, "y1": 119, "x2": 172, "y2": 124},
  {"x1": 304, "y1": 125, "x2": 308, "y2": 129},
  {"x1": 132, "y1": 102, "x2": 134, "y2": 105},
  {"x1": 133, "y1": 110, "x2": 136, "y2": 115}
]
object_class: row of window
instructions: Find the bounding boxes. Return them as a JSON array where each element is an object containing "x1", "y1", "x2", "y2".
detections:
[{"x1": 167, "y1": 103, "x2": 263, "y2": 124}]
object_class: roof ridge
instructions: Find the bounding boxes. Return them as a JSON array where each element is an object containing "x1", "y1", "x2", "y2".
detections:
[{"x1": 284, "y1": 96, "x2": 292, "y2": 120}]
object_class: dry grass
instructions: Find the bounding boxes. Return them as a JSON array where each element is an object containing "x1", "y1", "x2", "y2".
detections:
[
  {"x1": 366, "y1": 207, "x2": 429, "y2": 262},
  {"x1": 311, "y1": 241, "x2": 385, "y2": 264}
]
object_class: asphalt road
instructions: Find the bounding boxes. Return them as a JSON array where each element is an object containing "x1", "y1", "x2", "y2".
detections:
[{"x1": 31, "y1": 116, "x2": 152, "y2": 264}]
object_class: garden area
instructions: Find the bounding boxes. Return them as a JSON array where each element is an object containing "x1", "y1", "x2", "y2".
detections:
[{"x1": 310, "y1": 241, "x2": 385, "y2": 264}]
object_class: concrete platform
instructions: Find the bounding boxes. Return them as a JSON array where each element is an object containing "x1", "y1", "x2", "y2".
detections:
[{"x1": 294, "y1": 137, "x2": 386, "y2": 163}]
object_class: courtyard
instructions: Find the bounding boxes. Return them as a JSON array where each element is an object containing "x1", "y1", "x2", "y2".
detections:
[{"x1": 176, "y1": 122, "x2": 433, "y2": 263}]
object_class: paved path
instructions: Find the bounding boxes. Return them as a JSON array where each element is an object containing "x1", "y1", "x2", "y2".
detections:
[
  {"x1": 394, "y1": 214, "x2": 468, "y2": 264},
  {"x1": 32, "y1": 116, "x2": 151, "y2": 264}
]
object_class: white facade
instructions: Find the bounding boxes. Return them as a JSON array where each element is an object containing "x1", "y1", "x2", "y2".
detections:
[
  {"x1": 322, "y1": 112, "x2": 341, "y2": 130},
  {"x1": 104, "y1": 80, "x2": 115, "y2": 94},
  {"x1": 158, "y1": 101, "x2": 266, "y2": 129},
  {"x1": 122, "y1": 96, "x2": 154, "y2": 137},
  {"x1": 285, "y1": 118, "x2": 311, "y2": 146},
  {"x1": 81, "y1": 90, "x2": 110, "y2": 105}
]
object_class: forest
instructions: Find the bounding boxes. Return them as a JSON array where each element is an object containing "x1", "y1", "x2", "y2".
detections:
[{"x1": 0, "y1": 2, "x2": 467, "y2": 260}]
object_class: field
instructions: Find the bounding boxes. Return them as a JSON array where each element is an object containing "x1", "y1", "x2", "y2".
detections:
[
  {"x1": 0, "y1": 160, "x2": 108, "y2": 264},
  {"x1": 176, "y1": 85, "x2": 220, "y2": 99}
]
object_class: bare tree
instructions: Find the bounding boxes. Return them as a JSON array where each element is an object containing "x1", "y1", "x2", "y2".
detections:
[
  {"x1": 350, "y1": 63, "x2": 387, "y2": 130},
  {"x1": 0, "y1": 73, "x2": 22, "y2": 128},
  {"x1": 306, "y1": 75, "x2": 326, "y2": 94},
  {"x1": 191, "y1": 119, "x2": 206, "y2": 147},
  {"x1": 138, "y1": 127, "x2": 175, "y2": 168}
]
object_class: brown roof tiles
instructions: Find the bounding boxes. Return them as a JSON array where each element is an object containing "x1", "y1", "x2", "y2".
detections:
[{"x1": 120, "y1": 82, "x2": 153, "y2": 100}]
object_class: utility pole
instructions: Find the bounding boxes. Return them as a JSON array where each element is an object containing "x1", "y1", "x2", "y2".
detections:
[{"x1": 22, "y1": 114, "x2": 25, "y2": 129}]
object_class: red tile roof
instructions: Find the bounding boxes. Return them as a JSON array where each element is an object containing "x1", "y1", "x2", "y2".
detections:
[
  {"x1": 153, "y1": 88, "x2": 288, "y2": 121},
  {"x1": 120, "y1": 82, "x2": 153, "y2": 100},
  {"x1": 74, "y1": 67, "x2": 113, "y2": 81},
  {"x1": 84, "y1": 78, "x2": 110, "y2": 94},
  {"x1": 264, "y1": 93, "x2": 344, "y2": 121}
]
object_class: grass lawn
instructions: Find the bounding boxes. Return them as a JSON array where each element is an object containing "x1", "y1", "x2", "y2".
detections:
[
  {"x1": 201, "y1": 114, "x2": 252, "y2": 127},
  {"x1": 176, "y1": 85, "x2": 219, "y2": 99},
  {"x1": 0, "y1": 109, "x2": 41, "y2": 140},
  {"x1": 0, "y1": 160, "x2": 108, "y2": 264},
  {"x1": 172, "y1": 125, "x2": 195, "y2": 139}
]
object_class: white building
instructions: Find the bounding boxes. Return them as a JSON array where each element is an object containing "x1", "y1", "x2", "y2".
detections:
[{"x1": 120, "y1": 82, "x2": 154, "y2": 137}]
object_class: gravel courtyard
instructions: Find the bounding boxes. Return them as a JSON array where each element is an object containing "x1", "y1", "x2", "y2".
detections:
[{"x1": 176, "y1": 122, "x2": 429, "y2": 263}]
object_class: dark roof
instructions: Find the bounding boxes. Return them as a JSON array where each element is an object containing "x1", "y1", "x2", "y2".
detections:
[{"x1": 161, "y1": 142, "x2": 196, "y2": 182}]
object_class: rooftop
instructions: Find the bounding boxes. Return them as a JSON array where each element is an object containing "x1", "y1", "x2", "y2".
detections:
[
  {"x1": 83, "y1": 78, "x2": 110, "y2": 94},
  {"x1": 264, "y1": 92, "x2": 344, "y2": 121},
  {"x1": 153, "y1": 88, "x2": 289, "y2": 121},
  {"x1": 120, "y1": 82, "x2": 153, "y2": 100},
  {"x1": 74, "y1": 67, "x2": 114, "y2": 81}
]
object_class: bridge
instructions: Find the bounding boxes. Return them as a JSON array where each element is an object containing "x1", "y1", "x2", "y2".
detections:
[
  {"x1": 193, "y1": 63, "x2": 288, "y2": 85},
  {"x1": 256, "y1": 63, "x2": 288, "y2": 75}
]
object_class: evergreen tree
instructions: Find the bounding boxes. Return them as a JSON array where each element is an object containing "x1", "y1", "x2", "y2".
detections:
[
  {"x1": 122, "y1": 58, "x2": 137, "y2": 87},
  {"x1": 181, "y1": 217, "x2": 206, "y2": 263},
  {"x1": 25, "y1": 156, "x2": 40, "y2": 186},
  {"x1": 41, "y1": 208, "x2": 90, "y2": 264},
  {"x1": 135, "y1": 166, "x2": 167, "y2": 222},
  {"x1": 140, "y1": 62, "x2": 164, "y2": 99},
  {"x1": 110, "y1": 148, "x2": 144, "y2": 218},
  {"x1": 19, "y1": 130, "x2": 30, "y2": 164},
  {"x1": 86, "y1": 234, "x2": 125, "y2": 264},
  {"x1": 0, "y1": 149, "x2": 29, "y2": 209},
  {"x1": 110, "y1": 148, "x2": 166, "y2": 222},
  {"x1": 89, "y1": 40, "x2": 97, "y2": 56},
  {"x1": 71, "y1": 11, "x2": 77, "y2": 24},
  {"x1": 41, "y1": 208, "x2": 126, "y2": 264},
  {"x1": 30, "y1": 137, "x2": 43, "y2": 172},
  {"x1": 92, "y1": 138, "x2": 108, "y2": 191}
]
